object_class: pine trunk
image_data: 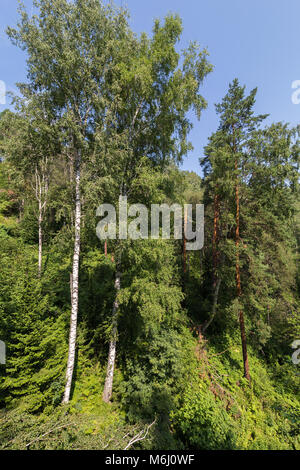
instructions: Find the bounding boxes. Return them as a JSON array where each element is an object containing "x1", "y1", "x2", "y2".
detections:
[
  {"x1": 235, "y1": 161, "x2": 250, "y2": 382},
  {"x1": 203, "y1": 278, "x2": 221, "y2": 333},
  {"x1": 102, "y1": 270, "x2": 121, "y2": 403},
  {"x1": 62, "y1": 152, "x2": 81, "y2": 404},
  {"x1": 203, "y1": 191, "x2": 220, "y2": 333},
  {"x1": 212, "y1": 192, "x2": 220, "y2": 289}
]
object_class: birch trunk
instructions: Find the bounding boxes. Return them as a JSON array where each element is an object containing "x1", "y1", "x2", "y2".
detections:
[
  {"x1": 38, "y1": 207, "x2": 43, "y2": 278},
  {"x1": 102, "y1": 269, "x2": 121, "y2": 403},
  {"x1": 62, "y1": 152, "x2": 81, "y2": 404},
  {"x1": 34, "y1": 164, "x2": 48, "y2": 278},
  {"x1": 183, "y1": 209, "x2": 187, "y2": 275}
]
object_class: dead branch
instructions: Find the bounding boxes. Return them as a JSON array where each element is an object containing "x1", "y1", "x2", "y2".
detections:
[
  {"x1": 123, "y1": 419, "x2": 156, "y2": 450},
  {"x1": 25, "y1": 422, "x2": 76, "y2": 450}
]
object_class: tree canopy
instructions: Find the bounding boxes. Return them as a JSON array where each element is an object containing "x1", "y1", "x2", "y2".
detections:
[{"x1": 0, "y1": 0, "x2": 299, "y2": 451}]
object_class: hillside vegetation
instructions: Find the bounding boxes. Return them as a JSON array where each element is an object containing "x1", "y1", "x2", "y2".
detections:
[{"x1": 0, "y1": 0, "x2": 299, "y2": 450}]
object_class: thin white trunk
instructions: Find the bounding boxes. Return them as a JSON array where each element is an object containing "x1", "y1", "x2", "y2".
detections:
[
  {"x1": 102, "y1": 270, "x2": 121, "y2": 403},
  {"x1": 34, "y1": 161, "x2": 49, "y2": 277},
  {"x1": 62, "y1": 152, "x2": 81, "y2": 404},
  {"x1": 38, "y1": 207, "x2": 43, "y2": 278}
]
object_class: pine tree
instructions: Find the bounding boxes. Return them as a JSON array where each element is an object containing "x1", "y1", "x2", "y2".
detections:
[{"x1": 202, "y1": 79, "x2": 268, "y2": 381}]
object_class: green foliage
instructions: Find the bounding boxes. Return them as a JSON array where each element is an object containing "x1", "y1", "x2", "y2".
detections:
[
  {"x1": 172, "y1": 336, "x2": 300, "y2": 450},
  {"x1": 174, "y1": 382, "x2": 235, "y2": 450},
  {"x1": 0, "y1": 0, "x2": 298, "y2": 452}
]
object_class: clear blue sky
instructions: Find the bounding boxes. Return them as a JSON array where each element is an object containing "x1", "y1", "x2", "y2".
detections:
[{"x1": 0, "y1": 0, "x2": 299, "y2": 174}]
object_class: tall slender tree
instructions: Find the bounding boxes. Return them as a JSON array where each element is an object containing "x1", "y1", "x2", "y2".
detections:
[
  {"x1": 0, "y1": 105, "x2": 56, "y2": 277},
  {"x1": 96, "y1": 15, "x2": 213, "y2": 402},
  {"x1": 8, "y1": 0, "x2": 133, "y2": 403},
  {"x1": 202, "y1": 79, "x2": 268, "y2": 381}
]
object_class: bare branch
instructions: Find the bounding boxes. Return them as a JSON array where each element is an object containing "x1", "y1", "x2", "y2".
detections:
[
  {"x1": 25, "y1": 422, "x2": 76, "y2": 450},
  {"x1": 123, "y1": 419, "x2": 156, "y2": 451}
]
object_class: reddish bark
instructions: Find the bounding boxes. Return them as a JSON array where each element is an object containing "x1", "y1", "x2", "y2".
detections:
[
  {"x1": 235, "y1": 159, "x2": 250, "y2": 382},
  {"x1": 212, "y1": 192, "x2": 220, "y2": 288}
]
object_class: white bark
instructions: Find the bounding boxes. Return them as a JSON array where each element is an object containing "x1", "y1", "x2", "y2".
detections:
[
  {"x1": 34, "y1": 160, "x2": 49, "y2": 278},
  {"x1": 38, "y1": 207, "x2": 43, "y2": 277},
  {"x1": 102, "y1": 270, "x2": 121, "y2": 403},
  {"x1": 123, "y1": 420, "x2": 156, "y2": 450},
  {"x1": 62, "y1": 152, "x2": 81, "y2": 404}
]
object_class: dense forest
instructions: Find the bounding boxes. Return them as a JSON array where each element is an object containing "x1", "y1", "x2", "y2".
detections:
[{"x1": 0, "y1": 0, "x2": 299, "y2": 450}]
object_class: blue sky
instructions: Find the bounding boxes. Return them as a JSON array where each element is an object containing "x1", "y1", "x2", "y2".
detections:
[{"x1": 0, "y1": 0, "x2": 299, "y2": 174}]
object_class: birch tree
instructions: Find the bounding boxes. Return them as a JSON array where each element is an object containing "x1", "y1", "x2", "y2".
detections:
[
  {"x1": 8, "y1": 0, "x2": 132, "y2": 404},
  {"x1": 97, "y1": 15, "x2": 213, "y2": 402},
  {"x1": 0, "y1": 106, "x2": 55, "y2": 276}
]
